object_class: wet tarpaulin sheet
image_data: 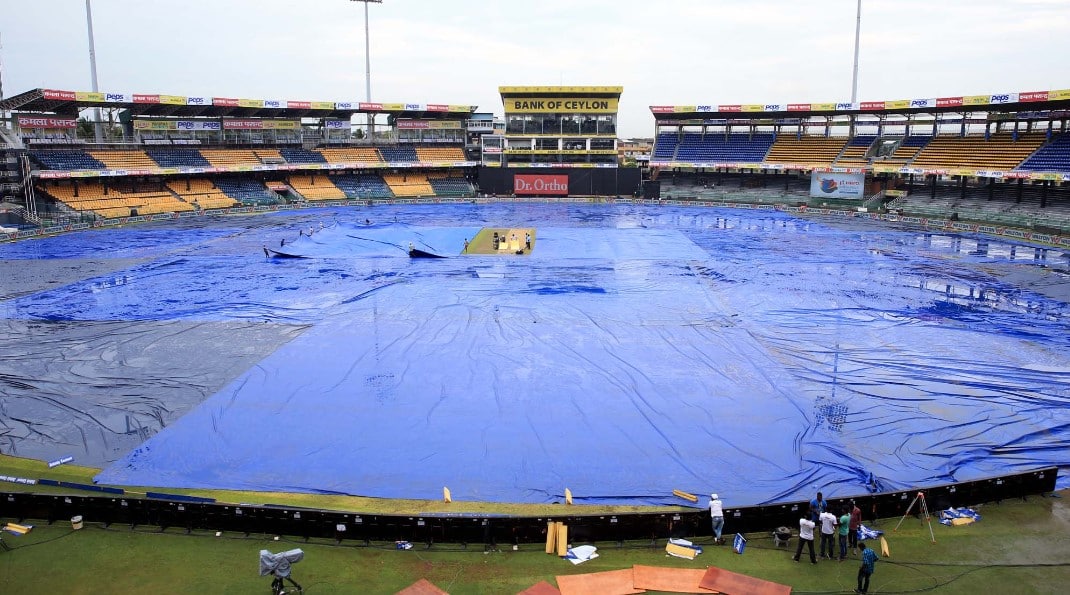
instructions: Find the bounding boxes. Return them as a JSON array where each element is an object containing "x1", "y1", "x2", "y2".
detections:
[{"x1": 1, "y1": 205, "x2": 1068, "y2": 507}]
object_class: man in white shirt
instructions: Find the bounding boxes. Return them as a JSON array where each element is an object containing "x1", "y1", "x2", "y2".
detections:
[
  {"x1": 793, "y1": 507, "x2": 818, "y2": 564},
  {"x1": 819, "y1": 508, "x2": 839, "y2": 559},
  {"x1": 709, "y1": 493, "x2": 725, "y2": 545}
]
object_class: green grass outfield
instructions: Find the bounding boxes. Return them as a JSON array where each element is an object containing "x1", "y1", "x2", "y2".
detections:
[{"x1": 2, "y1": 455, "x2": 1069, "y2": 593}]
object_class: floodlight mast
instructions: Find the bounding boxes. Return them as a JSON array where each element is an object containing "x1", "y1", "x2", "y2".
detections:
[
  {"x1": 851, "y1": 0, "x2": 862, "y2": 104},
  {"x1": 351, "y1": 0, "x2": 382, "y2": 140},
  {"x1": 85, "y1": 0, "x2": 103, "y2": 144}
]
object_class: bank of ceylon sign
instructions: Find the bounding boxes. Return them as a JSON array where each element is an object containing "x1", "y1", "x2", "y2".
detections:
[{"x1": 504, "y1": 98, "x2": 618, "y2": 114}]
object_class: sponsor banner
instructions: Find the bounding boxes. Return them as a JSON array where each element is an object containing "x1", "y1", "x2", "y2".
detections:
[
  {"x1": 860, "y1": 101, "x2": 885, "y2": 110},
  {"x1": 812, "y1": 102, "x2": 837, "y2": 111},
  {"x1": 222, "y1": 119, "x2": 300, "y2": 129},
  {"x1": 514, "y1": 174, "x2": 569, "y2": 195},
  {"x1": 186, "y1": 96, "x2": 209, "y2": 106},
  {"x1": 287, "y1": 100, "x2": 311, "y2": 109},
  {"x1": 787, "y1": 103, "x2": 812, "y2": 111},
  {"x1": 159, "y1": 94, "x2": 186, "y2": 105},
  {"x1": 1052, "y1": 89, "x2": 1070, "y2": 100},
  {"x1": 936, "y1": 96, "x2": 963, "y2": 107},
  {"x1": 1018, "y1": 91, "x2": 1050, "y2": 102},
  {"x1": 324, "y1": 120, "x2": 349, "y2": 129},
  {"x1": 988, "y1": 93, "x2": 1017, "y2": 104},
  {"x1": 962, "y1": 95, "x2": 990, "y2": 106},
  {"x1": 810, "y1": 171, "x2": 865, "y2": 199},
  {"x1": 311, "y1": 101, "x2": 335, "y2": 110},
  {"x1": 447, "y1": 105, "x2": 471, "y2": 112},
  {"x1": 836, "y1": 102, "x2": 857, "y2": 111},
  {"x1": 381, "y1": 103, "x2": 406, "y2": 111},
  {"x1": 718, "y1": 104, "x2": 742, "y2": 112},
  {"x1": 504, "y1": 98, "x2": 619, "y2": 113},
  {"x1": 358, "y1": 102, "x2": 384, "y2": 111},
  {"x1": 262, "y1": 99, "x2": 283, "y2": 109},
  {"x1": 884, "y1": 100, "x2": 910, "y2": 109},
  {"x1": 650, "y1": 105, "x2": 675, "y2": 113},
  {"x1": 910, "y1": 98, "x2": 936, "y2": 109},
  {"x1": 105, "y1": 92, "x2": 130, "y2": 103},
  {"x1": 18, "y1": 116, "x2": 77, "y2": 129},
  {"x1": 764, "y1": 104, "x2": 785, "y2": 112},
  {"x1": 675, "y1": 105, "x2": 697, "y2": 112},
  {"x1": 426, "y1": 104, "x2": 448, "y2": 111},
  {"x1": 1031, "y1": 172, "x2": 1064, "y2": 181},
  {"x1": 213, "y1": 97, "x2": 239, "y2": 107},
  {"x1": 134, "y1": 120, "x2": 221, "y2": 131},
  {"x1": 75, "y1": 91, "x2": 105, "y2": 102},
  {"x1": 335, "y1": 101, "x2": 354, "y2": 110},
  {"x1": 43, "y1": 89, "x2": 77, "y2": 101},
  {"x1": 397, "y1": 119, "x2": 463, "y2": 129},
  {"x1": 885, "y1": 189, "x2": 908, "y2": 197},
  {"x1": 134, "y1": 94, "x2": 160, "y2": 103},
  {"x1": 238, "y1": 98, "x2": 264, "y2": 108},
  {"x1": 405, "y1": 103, "x2": 425, "y2": 111}
]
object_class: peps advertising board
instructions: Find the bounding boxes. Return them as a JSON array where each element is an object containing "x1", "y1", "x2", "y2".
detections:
[{"x1": 810, "y1": 172, "x2": 865, "y2": 199}]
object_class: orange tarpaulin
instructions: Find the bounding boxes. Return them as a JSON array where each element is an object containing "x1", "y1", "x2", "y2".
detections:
[
  {"x1": 631, "y1": 565, "x2": 711, "y2": 593},
  {"x1": 556, "y1": 568, "x2": 645, "y2": 595},
  {"x1": 699, "y1": 566, "x2": 792, "y2": 595}
]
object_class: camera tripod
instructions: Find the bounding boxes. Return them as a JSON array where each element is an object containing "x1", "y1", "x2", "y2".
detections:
[{"x1": 893, "y1": 491, "x2": 936, "y2": 544}]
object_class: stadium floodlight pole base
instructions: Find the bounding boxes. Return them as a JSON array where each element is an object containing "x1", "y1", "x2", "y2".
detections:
[{"x1": 893, "y1": 491, "x2": 936, "y2": 544}]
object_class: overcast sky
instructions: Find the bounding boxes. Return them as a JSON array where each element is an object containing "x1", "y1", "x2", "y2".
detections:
[{"x1": 2, "y1": 0, "x2": 1068, "y2": 138}]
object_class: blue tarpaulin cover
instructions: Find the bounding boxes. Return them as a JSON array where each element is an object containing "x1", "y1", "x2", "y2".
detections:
[{"x1": 1, "y1": 204, "x2": 1068, "y2": 507}]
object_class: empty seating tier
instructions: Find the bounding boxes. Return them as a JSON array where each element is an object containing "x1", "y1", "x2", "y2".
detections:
[
  {"x1": 382, "y1": 173, "x2": 434, "y2": 197},
  {"x1": 288, "y1": 174, "x2": 347, "y2": 201},
  {"x1": 414, "y1": 147, "x2": 466, "y2": 162},
  {"x1": 30, "y1": 150, "x2": 106, "y2": 170},
  {"x1": 39, "y1": 181, "x2": 193, "y2": 217},
  {"x1": 835, "y1": 136, "x2": 876, "y2": 166},
  {"x1": 674, "y1": 133, "x2": 776, "y2": 163},
  {"x1": 763, "y1": 136, "x2": 848, "y2": 167},
  {"x1": 198, "y1": 149, "x2": 263, "y2": 167},
  {"x1": 146, "y1": 148, "x2": 212, "y2": 168},
  {"x1": 1017, "y1": 133, "x2": 1070, "y2": 172},
  {"x1": 378, "y1": 146, "x2": 419, "y2": 162},
  {"x1": 166, "y1": 178, "x2": 239, "y2": 210},
  {"x1": 213, "y1": 178, "x2": 280, "y2": 205},
  {"x1": 330, "y1": 174, "x2": 394, "y2": 199},
  {"x1": 278, "y1": 148, "x2": 327, "y2": 164},
  {"x1": 88, "y1": 150, "x2": 158, "y2": 170},
  {"x1": 883, "y1": 136, "x2": 932, "y2": 163},
  {"x1": 910, "y1": 133, "x2": 1047, "y2": 170},
  {"x1": 317, "y1": 148, "x2": 383, "y2": 164}
]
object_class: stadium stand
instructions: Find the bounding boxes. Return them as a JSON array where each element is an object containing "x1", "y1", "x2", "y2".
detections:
[
  {"x1": 414, "y1": 146, "x2": 466, "y2": 162},
  {"x1": 382, "y1": 172, "x2": 435, "y2": 197},
  {"x1": 653, "y1": 132, "x2": 679, "y2": 160},
  {"x1": 252, "y1": 148, "x2": 286, "y2": 164},
  {"x1": 909, "y1": 133, "x2": 1047, "y2": 170},
  {"x1": 428, "y1": 173, "x2": 474, "y2": 197},
  {"x1": 213, "y1": 178, "x2": 280, "y2": 205},
  {"x1": 38, "y1": 180, "x2": 193, "y2": 218},
  {"x1": 378, "y1": 146, "x2": 419, "y2": 163},
  {"x1": 1017, "y1": 132, "x2": 1070, "y2": 172},
  {"x1": 287, "y1": 174, "x2": 347, "y2": 201},
  {"x1": 317, "y1": 147, "x2": 383, "y2": 164},
  {"x1": 166, "y1": 178, "x2": 239, "y2": 210},
  {"x1": 834, "y1": 135, "x2": 876, "y2": 166},
  {"x1": 29, "y1": 149, "x2": 105, "y2": 170},
  {"x1": 198, "y1": 149, "x2": 262, "y2": 167},
  {"x1": 675, "y1": 133, "x2": 776, "y2": 163},
  {"x1": 329, "y1": 174, "x2": 395, "y2": 199},
  {"x1": 763, "y1": 135, "x2": 848, "y2": 167},
  {"x1": 278, "y1": 147, "x2": 328, "y2": 164},
  {"x1": 88, "y1": 150, "x2": 158, "y2": 170},
  {"x1": 146, "y1": 148, "x2": 212, "y2": 168},
  {"x1": 881, "y1": 136, "x2": 932, "y2": 164}
]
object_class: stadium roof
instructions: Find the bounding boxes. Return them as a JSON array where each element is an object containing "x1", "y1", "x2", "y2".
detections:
[
  {"x1": 650, "y1": 87, "x2": 1070, "y2": 120},
  {"x1": 499, "y1": 86, "x2": 622, "y2": 99},
  {"x1": 0, "y1": 88, "x2": 477, "y2": 120}
]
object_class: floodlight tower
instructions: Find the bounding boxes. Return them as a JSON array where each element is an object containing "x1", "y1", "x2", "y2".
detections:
[
  {"x1": 851, "y1": 0, "x2": 862, "y2": 103},
  {"x1": 350, "y1": 0, "x2": 382, "y2": 139},
  {"x1": 85, "y1": 0, "x2": 103, "y2": 143}
]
